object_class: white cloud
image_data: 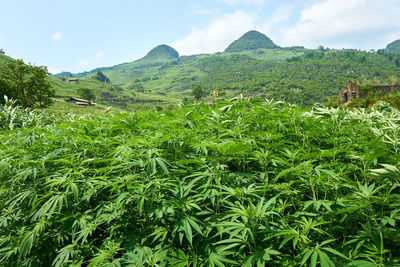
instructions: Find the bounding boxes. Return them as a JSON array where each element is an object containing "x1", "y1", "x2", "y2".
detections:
[
  {"x1": 173, "y1": 10, "x2": 256, "y2": 55},
  {"x1": 95, "y1": 50, "x2": 104, "y2": 60},
  {"x1": 76, "y1": 50, "x2": 105, "y2": 71},
  {"x1": 218, "y1": 0, "x2": 265, "y2": 6},
  {"x1": 48, "y1": 68, "x2": 62, "y2": 75},
  {"x1": 78, "y1": 59, "x2": 91, "y2": 68},
  {"x1": 52, "y1": 32, "x2": 63, "y2": 41},
  {"x1": 189, "y1": 3, "x2": 219, "y2": 15},
  {"x1": 259, "y1": 4, "x2": 294, "y2": 33},
  {"x1": 283, "y1": 0, "x2": 400, "y2": 49}
]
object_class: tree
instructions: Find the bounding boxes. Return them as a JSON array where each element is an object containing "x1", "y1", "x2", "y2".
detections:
[
  {"x1": 0, "y1": 49, "x2": 4, "y2": 54},
  {"x1": 2, "y1": 59, "x2": 54, "y2": 108},
  {"x1": 78, "y1": 88, "x2": 96, "y2": 105},
  {"x1": 192, "y1": 85, "x2": 205, "y2": 101},
  {"x1": 0, "y1": 79, "x2": 11, "y2": 104},
  {"x1": 395, "y1": 58, "x2": 400, "y2": 67},
  {"x1": 92, "y1": 70, "x2": 110, "y2": 83}
]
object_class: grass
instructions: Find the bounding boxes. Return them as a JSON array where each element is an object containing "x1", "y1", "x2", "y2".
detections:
[
  {"x1": 50, "y1": 76, "x2": 180, "y2": 110},
  {"x1": 1, "y1": 97, "x2": 400, "y2": 266},
  {"x1": 43, "y1": 101, "x2": 123, "y2": 116}
]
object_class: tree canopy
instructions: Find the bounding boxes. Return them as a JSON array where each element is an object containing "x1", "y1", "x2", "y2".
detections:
[
  {"x1": 0, "y1": 59, "x2": 54, "y2": 108},
  {"x1": 78, "y1": 88, "x2": 96, "y2": 104},
  {"x1": 192, "y1": 84, "x2": 205, "y2": 101},
  {"x1": 92, "y1": 70, "x2": 110, "y2": 83}
]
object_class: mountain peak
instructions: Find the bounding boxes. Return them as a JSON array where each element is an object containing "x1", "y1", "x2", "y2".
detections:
[
  {"x1": 384, "y1": 39, "x2": 400, "y2": 54},
  {"x1": 143, "y1": 44, "x2": 179, "y2": 61},
  {"x1": 225, "y1": 30, "x2": 279, "y2": 53}
]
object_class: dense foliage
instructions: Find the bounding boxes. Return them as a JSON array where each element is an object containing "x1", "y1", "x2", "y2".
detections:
[
  {"x1": 1, "y1": 98, "x2": 400, "y2": 266},
  {"x1": 197, "y1": 49, "x2": 400, "y2": 106},
  {"x1": 225, "y1": 30, "x2": 279, "y2": 53},
  {"x1": 385, "y1": 39, "x2": 400, "y2": 54},
  {"x1": 192, "y1": 85, "x2": 205, "y2": 101},
  {"x1": 92, "y1": 71, "x2": 111, "y2": 83},
  {"x1": 0, "y1": 59, "x2": 54, "y2": 108},
  {"x1": 78, "y1": 88, "x2": 97, "y2": 104},
  {"x1": 144, "y1": 45, "x2": 179, "y2": 61},
  {"x1": 72, "y1": 45, "x2": 400, "y2": 107}
]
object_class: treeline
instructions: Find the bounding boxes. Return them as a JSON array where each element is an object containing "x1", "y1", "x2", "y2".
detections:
[
  {"x1": 0, "y1": 59, "x2": 54, "y2": 108},
  {"x1": 191, "y1": 49, "x2": 400, "y2": 106}
]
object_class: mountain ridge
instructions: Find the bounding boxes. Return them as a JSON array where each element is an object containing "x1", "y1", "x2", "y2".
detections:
[
  {"x1": 224, "y1": 30, "x2": 279, "y2": 53},
  {"x1": 385, "y1": 39, "x2": 400, "y2": 54},
  {"x1": 143, "y1": 44, "x2": 179, "y2": 61}
]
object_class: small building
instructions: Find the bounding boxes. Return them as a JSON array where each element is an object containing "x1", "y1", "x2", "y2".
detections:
[
  {"x1": 340, "y1": 81, "x2": 360, "y2": 105},
  {"x1": 66, "y1": 97, "x2": 96, "y2": 106},
  {"x1": 340, "y1": 81, "x2": 400, "y2": 105},
  {"x1": 67, "y1": 78, "x2": 79, "y2": 84}
]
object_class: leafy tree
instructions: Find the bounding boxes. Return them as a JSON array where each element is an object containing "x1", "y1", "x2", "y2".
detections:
[
  {"x1": 0, "y1": 79, "x2": 11, "y2": 104},
  {"x1": 0, "y1": 49, "x2": 4, "y2": 54},
  {"x1": 92, "y1": 70, "x2": 110, "y2": 83},
  {"x1": 1, "y1": 59, "x2": 54, "y2": 108},
  {"x1": 192, "y1": 84, "x2": 205, "y2": 101},
  {"x1": 182, "y1": 97, "x2": 190, "y2": 105},
  {"x1": 78, "y1": 88, "x2": 96, "y2": 104}
]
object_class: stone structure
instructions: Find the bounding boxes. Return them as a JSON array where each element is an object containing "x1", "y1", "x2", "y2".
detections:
[
  {"x1": 340, "y1": 81, "x2": 360, "y2": 105},
  {"x1": 340, "y1": 81, "x2": 400, "y2": 105},
  {"x1": 359, "y1": 85, "x2": 400, "y2": 99}
]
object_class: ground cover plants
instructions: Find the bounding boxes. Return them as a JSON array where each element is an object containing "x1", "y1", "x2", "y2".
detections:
[{"x1": 0, "y1": 97, "x2": 400, "y2": 266}]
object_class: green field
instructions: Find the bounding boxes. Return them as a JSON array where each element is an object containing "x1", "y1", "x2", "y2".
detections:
[{"x1": 1, "y1": 98, "x2": 400, "y2": 266}]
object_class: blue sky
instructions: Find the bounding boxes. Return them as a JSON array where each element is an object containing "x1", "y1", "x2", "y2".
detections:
[{"x1": 1, "y1": 0, "x2": 399, "y2": 74}]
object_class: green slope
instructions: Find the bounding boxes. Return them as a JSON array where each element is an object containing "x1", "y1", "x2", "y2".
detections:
[
  {"x1": 385, "y1": 39, "x2": 400, "y2": 54},
  {"x1": 80, "y1": 47, "x2": 400, "y2": 106},
  {"x1": 144, "y1": 44, "x2": 179, "y2": 61},
  {"x1": 0, "y1": 51, "x2": 15, "y2": 73},
  {"x1": 50, "y1": 37, "x2": 400, "y2": 107},
  {"x1": 0, "y1": 51, "x2": 176, "y2": 108},
  {"x1": 225, "y1": 30, "x2": 279, "y2": 52},
  {"x1": 76, "y1": 45, "x2": 180, "y2": 87}
]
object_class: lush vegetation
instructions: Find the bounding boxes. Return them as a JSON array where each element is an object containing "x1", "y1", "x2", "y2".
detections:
[
  {"x1": 384, "y1": 40, "x2": 400, "y2": 54},
  {"x1": 1, "y1": 97, "x2": 400, "y2": 266},
  {"x1": 67, "y1": 37, "x2": 400, "y2": 107},
  {"x1": 92, "y1": 71, "x2": 111, "y2": 83},
  {"x1": 144, "y1": 45, "x2": 179, "y2": 61},
  {"x1": 225, "y1": 30, "x2": 279, "y2": 52},
  {"x1": 0, "y1": 59, "x2": 54, "y2": 108},
  {"x1": 4, "y1": 35, "x2": 400, "y2": 110}
]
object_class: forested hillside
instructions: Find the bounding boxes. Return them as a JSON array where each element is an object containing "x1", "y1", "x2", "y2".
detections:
[
  {"x1": 64, "y1": 32, "x2": 400, "y2": 107},
  {"x1": 385, "y1": 39, "x2": 400, "y2": 54}
]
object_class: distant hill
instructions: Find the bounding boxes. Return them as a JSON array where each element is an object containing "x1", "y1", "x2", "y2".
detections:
[
  {"x1": 46, "y1": 36, "x2": 400, "y2": 108},
  {"x1": 53, "y1": 72, "x2": 73, "y2": 78},
  {"x1": 385, "y1": 39, "x2": 400, "y2": 54},
  {"x1": 143, "y1": 44, "x2": 179, "y2": 61},
  {"x1": 224, "y1": 30, "x2": 279, "y2": 53},
  {"x1": 0, "y1": 51, "x2": 15, "y2": 73}
]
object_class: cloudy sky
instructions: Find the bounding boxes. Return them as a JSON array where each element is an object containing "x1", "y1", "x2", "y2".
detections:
[{"x1": 1, "y1": 0, "x2": 399, "y2": 74}]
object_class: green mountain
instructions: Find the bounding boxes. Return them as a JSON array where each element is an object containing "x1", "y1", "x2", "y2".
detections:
[
  {"x1": 385, "y1": 39, "x2": 400, "y2": 54},
  {"x1": 224, "y1": 30, "x2": 279, "y2": 53},
  {"x1": 45, "y1": 37, "x2": 400, "y2": 108},
  {"x1": 143, "y1": 44, "x2": 179, "y2": 61},
  {"x1": 0, "y1": 51, "x2": 15, "y2": 73}
]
